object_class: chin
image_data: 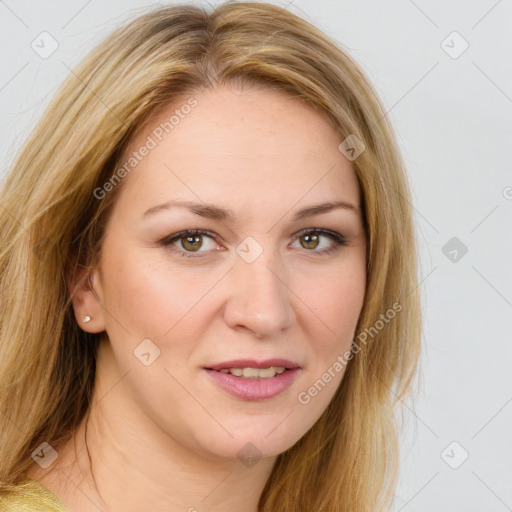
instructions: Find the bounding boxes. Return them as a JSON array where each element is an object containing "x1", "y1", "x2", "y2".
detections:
[{"x1": 189, "y1": 417, "x2": 306, "y2": 463}]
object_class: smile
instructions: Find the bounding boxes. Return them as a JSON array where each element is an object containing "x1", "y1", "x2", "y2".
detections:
[{"x1": 217, "y1": 366, "x2": 287, "y2": 379}]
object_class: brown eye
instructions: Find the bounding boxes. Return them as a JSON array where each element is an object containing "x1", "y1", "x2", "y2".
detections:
[
  {"x1": 161, "y1": 229, "x2": 218, "y2": 258},
  {"x1": 181, "y1": 235, "x2": 203, "y2": 252},
  {"x1": 291, "y1": 229, "x2": 347, "y2": 256},
  {"x1": 299, "y1": 233, "x2": 320, "y2": 250}
]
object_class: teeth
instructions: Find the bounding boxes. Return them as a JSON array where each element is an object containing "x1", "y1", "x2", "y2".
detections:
[{"x1": 217, "y1": 367, "x2": 287, "y2": 379}]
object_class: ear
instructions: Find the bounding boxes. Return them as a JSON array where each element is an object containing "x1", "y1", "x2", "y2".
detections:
[{"x1": 67, "y1": 264, "x2": 106, "y2": 334}]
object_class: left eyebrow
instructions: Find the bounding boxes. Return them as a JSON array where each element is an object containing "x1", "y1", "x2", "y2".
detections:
[
  {"x1": 143, "y1": 199, "x2": 360, "y2": 222},
  {"x1": 291, "y1": 200, "x2": 360, "y2": 221}
]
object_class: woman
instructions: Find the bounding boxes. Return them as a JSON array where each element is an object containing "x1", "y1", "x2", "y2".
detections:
[{"x1": 0, "y1": 2, "x2": 421, "y2": 511}]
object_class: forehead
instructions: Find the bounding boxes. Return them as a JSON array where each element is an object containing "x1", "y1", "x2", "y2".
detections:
[{"x1": 114, "y1": 84, "x2": 361, "y2": 218}]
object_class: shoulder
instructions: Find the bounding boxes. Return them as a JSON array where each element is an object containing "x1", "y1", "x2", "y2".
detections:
[{"x1": 0, "y1": 477, "x2": 68, "y2": 511}]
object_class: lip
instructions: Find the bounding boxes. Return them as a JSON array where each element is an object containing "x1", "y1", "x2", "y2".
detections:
[
  {"x1": 203, "y1": 359, "x2": 302, "y2": 401},
  {"x1": 204, "y1": 367, "x2": 301, "y2": 401},
  {"x1": 205, "y1": 359, "x2": 300, "y2": 371}
]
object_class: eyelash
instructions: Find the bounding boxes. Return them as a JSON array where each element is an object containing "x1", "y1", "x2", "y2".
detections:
[{"x1": 160, "y1": 228, "x2": 347, "y2": 259}]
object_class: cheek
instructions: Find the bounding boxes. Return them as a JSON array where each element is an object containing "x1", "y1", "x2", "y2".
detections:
[
  {"x1": 299, "y1": 261, "x2": 366, "y2": 343},
  {"x1": 292, "y1": 267, "x2": 365, "y2": 423},
  {"x1": 295, "y1": 258, "x2": 365, "y2": 406},
  {"x1": 100, "y1": 248, "x2": 216, "y2": 340}
]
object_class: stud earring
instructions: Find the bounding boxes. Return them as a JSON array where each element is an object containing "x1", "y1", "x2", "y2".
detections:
[{"x1": 83, "y1": 315, "x2": 91, "y2": 323}]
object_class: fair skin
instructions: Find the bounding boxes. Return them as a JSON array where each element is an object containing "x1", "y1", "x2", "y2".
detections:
[{"x1": 27, "y1": 83, "x2": 367, "y2": 511}]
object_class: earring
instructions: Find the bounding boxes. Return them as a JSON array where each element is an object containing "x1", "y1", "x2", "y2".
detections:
[{"x1": 83, "y1": 315, "x2": 91, "y2": 323}]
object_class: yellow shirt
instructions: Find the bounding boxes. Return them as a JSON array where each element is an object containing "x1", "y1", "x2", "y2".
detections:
[{"x1": 0, "y1": 477, "x2": 68, "y2": 511}]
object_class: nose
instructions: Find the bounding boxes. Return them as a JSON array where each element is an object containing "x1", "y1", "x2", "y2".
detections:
[{"x1": 223, "y1": 247, "x2": 296, "y2": 339}]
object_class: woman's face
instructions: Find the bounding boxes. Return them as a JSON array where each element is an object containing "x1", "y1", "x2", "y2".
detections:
[{"x1": 83, "y1": 84, "x2": 367, "y2": 461}]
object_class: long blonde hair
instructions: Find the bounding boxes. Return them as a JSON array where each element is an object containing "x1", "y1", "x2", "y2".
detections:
[{"x1": 0, "y1": 3, "x2": 421, "y2": 510}]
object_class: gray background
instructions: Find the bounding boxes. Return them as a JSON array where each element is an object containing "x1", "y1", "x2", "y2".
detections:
[{"x1": 1, "y1": 1, "x2": 511, "y2": 510}]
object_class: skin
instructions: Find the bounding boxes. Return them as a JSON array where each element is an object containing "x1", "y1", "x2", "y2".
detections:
[{"x1": 27, "y1": 83, "x2": 367, "y2": 512}]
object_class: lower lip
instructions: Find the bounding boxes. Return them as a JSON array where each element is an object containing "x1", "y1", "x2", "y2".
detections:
[{"x1": 204, "y1": 368, "x2": 301, "y2": 401}]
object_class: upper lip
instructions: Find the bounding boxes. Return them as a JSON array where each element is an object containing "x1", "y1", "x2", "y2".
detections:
[{"x1": 206, "y1": 359, "x2": 301, "y2": 371}]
